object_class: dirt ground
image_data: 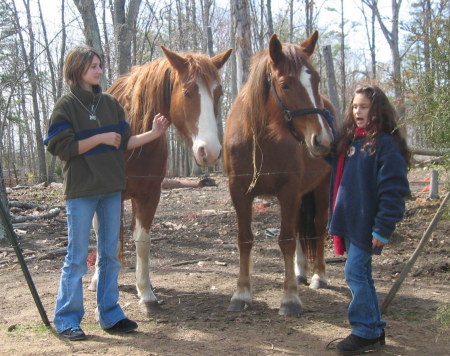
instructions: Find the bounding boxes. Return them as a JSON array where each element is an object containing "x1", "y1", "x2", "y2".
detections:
[{"x1": 0, "y1": 167, "x2": 449, "y2": 356}]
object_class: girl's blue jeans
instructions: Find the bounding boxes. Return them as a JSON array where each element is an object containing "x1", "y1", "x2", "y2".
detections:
[
  {"x1": 344, "y1": 241, "x2": 386, "y2": 339},
  {"x1": 54, "y1": 191, "x2": 126, "y2": 333}
]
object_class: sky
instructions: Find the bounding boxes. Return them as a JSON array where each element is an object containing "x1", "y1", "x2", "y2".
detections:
[{"x1": 22, "y1": 0, "x2": 413, "y2": 64}]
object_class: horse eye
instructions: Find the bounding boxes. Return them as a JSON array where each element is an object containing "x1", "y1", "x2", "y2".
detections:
[
  {"x1": 280, "y1": 83, "x2": 289, "y2": 90},
  {"x1": 183, "y1": 90, "x2": 191, "y2": 98}
]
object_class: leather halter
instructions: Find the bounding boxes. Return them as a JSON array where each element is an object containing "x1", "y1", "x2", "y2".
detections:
[{"x1": 269, "y1": 74, "x2": 333, "y2": 143}]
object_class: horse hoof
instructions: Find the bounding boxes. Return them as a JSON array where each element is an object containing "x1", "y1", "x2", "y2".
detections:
[
  {"x1": 227, "y1": 300, "x2": 248, "y2": 312},
  {"x1": 140, "y1": 300, "x2": 162, "y2": 315},
  {"x1": 279, "y1": 302, "x2": 303, "y2": 316},
  {"x1": 297, "y1": 276, "x2": 308, "y2": 285},
  {"x1": 309, "y1": 279, "x2": 327, "y2": 289}
]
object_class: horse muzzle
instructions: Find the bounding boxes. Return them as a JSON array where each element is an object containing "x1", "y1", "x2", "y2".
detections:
[
  {"x1": 308, "y1": 133, "x2": 332, "y2": 157},
  {"x1": 193, "y1": 141, "x2": 222, "y2": 167}
]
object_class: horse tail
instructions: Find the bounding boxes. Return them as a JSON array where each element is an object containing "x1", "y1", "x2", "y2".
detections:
[{"x1": 298, "y1": 190, "x2": 318, "y2": 263}]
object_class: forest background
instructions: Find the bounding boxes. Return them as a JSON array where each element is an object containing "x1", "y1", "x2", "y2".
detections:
[{"x1": 0, "y1": 0, "x2": 449, "y2": 202}]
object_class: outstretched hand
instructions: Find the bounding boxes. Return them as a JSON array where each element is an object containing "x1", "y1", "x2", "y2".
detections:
[{"x1": 152, "y1": 113, "x2": 170, "y2": 137}]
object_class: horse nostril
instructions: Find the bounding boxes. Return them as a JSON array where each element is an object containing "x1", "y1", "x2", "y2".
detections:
[
  {"x1": 313, "y1": 135, "x2": 320, "y2": 147},
  {"x1": 198, "y1": 146, "x2": 206, "y2": 158}
]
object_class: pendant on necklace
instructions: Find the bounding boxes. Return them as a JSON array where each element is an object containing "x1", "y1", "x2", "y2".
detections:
[{"x1": 89, "y1": 114, "x2": 97, "y2": 120}]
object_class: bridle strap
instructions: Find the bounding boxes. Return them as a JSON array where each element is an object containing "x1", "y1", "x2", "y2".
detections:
[
  {"x1": 269, "y1": 75, "x2": 333, "y2": 142},
  {"x1": 164, "y1": 68, "x2": 173, "y2": 109},
  {"x1": 269, "y1": 77, "x2": 329, "y2": 121}
]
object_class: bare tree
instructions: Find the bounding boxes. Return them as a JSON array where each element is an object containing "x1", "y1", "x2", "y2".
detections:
[
  {"x1": 360, "y1": 0, "x2": 377, "y2": 79},
  {"x1": 266, "y1": 0, "x2": 273, "y2": 37},
  {"x1": 231, "y1": 0, "x2": 252, "y2": 91},
  {"x1": 72, "y1": 0, "x2": 103, "y2": 51},
  {"x1": 362, "y1": 0, "x2": 405, "y2": 118},
  {"x1": 13, "y1": 0, "x2": 47, "y2": 182},
  {"x1": 305, "y1": 0, "x2": 314, "y2": 36},
  {"x1": 339, "y1": 0, "x2": 346, "y2": 108},
  {"x1": 72, "y1": 0, "x2": 106, "y2": 87},
  {"x1": 110, "y1": 0, "x2": 142, "y2": 75},
  {"x1": 40, "y1": 0, "x2": 67, "y2": 182}
]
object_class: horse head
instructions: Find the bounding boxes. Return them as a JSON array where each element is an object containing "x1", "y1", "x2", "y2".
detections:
[
  {"x1": 161, "y1": 46, "x2": 232, "y2": 166},
  {"x1": 268, "y1": 31, "x2": 333, "y2": 157}
]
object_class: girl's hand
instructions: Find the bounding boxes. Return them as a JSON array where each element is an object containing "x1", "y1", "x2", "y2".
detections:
[
  {"x1": 152, "y1": 113, "x2": 170, "y2": 137},
  {"x1": 101, "y1": 132, "x2": 122, "y2": 149},
  {"x1": 372, "y1": 236, "x2": 385, "y2": 249}
]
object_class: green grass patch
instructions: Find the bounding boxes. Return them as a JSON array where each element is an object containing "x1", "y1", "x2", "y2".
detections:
[
  {"x1": 3, "y1": 323, "x2": 52, "y2": 335},
  {"x1": 389, "y1": 309, "x2": 422, "y2": 322},
  {"x1": 434, "y1": 303, "x2": 450, "y2": 330}
]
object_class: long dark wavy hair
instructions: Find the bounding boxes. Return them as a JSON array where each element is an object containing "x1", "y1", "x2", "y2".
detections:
[{"x1": 337, "y1": 85, "x2": 411, "y2": 167}]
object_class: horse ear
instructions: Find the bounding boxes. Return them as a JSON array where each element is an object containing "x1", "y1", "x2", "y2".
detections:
[
  {"x1": 269, "y1": 34, "x2": 284, "y2": 64},
  {"x1": 211, "y1": 48, "x2": 233, "y2": 70},
  {"x1": 161, "y1": 45, "x2": 188, "y2": 72},
  {"x1": 300, "y1": 30, "x2": 319, "y2": 57}
]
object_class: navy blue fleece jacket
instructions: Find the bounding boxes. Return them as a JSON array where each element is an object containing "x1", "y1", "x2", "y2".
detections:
[{"x1": 328, "y1": 133, "x2": 410, "y2": 254}]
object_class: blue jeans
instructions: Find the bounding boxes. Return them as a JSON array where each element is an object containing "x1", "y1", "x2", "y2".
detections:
[
  {"x1": 54, "y1": 192, "x2": 126, "y2": 333},
  {"x1": 344, "y1": 241, "x2": 385, "y2": 339}
]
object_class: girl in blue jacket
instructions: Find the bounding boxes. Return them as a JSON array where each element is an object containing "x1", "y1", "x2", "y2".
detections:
[{"x1": 329, "y1": 85, "x2": 410, "y2": 355}]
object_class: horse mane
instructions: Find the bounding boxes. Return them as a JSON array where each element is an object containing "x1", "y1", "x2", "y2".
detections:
[
  {"x1": 107, "y1": 52, "x2": 222, "y2": 135},
  {"x1": 239, "y1": 43, "x2": 306, "y2": 141}
]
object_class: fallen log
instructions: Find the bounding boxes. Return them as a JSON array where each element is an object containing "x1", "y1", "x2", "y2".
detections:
[
  {"x1": 162, "y1": 176, "x2": 217, "y2": 189},
  {"x1": 170, "y1": 257, "x2": 211, "y2": 267},
  {"x1": 9, "y1": 201, "x2": 41, "y2": 209},
  {"x1": 11, "y1": 208, "x2": 60, "y2": 223}
]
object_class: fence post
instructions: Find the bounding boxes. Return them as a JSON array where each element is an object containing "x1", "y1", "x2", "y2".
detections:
[{"x1": 429, "y1": 170, "x2": 439, "y2": 199}]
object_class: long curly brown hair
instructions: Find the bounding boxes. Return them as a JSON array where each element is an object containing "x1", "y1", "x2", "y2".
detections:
[{"x1": 337, "y1": 85, "x2": 411, "y2": 167}]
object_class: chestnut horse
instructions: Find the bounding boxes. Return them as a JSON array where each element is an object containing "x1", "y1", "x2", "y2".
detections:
[
  {"x1": 223, "y1": 31, "x2": 334, "y2": 316},
  {"x1": 89, "y1": 46, "x2": 232, "y2": 313}
]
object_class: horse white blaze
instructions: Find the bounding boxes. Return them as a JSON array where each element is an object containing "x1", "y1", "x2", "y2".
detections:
[
  {"x1": 192, "y1": 81, "x2": 222, "y2": 166},
  {"x1": 299, "y1": 67, "x2": 332, "y2": 147},
  {"x1": 134, "y1": 218, "x2": 157, "y2": 304}
]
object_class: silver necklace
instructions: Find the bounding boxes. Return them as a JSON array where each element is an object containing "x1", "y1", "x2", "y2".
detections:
[{"x1": 71, "y1": 92, "x2": 102, "y2": 121}]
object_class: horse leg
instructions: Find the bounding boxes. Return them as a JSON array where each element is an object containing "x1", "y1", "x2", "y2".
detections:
[
  {"x1": 295, "y1": 240, "x2": 309, "y2": 286},
  {"x1": 309, "y1": 178, "x2": 329, "y2": 289},
  {"x1": 278, "y1": 191, "x2": 303, "y2": 316},
  {"x1": 132, "y1": 196, "x2": 160, "y2": 313},
  {"x1": 88, "y1": 213, "x2": 99, "y2": 291},
  {"x1": 227, "y1": 194, "x2": 254, "y2": 312}
]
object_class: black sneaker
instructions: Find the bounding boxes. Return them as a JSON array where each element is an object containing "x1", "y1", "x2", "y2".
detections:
[
  {"x1": 58, "y1": 327, "x2": 87, "y2": 341},
  {"x1": 104, "y1": 318, "x2": 138, "y2": 334},
  {"x1": 379, "y1": 329, "x2": 385, "y2": 346},
  {"x1": 336, "y1": 334, "x2": 380, "y2": 355}
]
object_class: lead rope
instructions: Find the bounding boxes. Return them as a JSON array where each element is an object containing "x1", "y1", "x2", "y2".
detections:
[{"x1": 246, "y1": 127, "x2": 264, "y2": 194}]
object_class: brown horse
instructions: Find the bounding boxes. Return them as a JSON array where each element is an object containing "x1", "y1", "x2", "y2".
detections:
[
  {"x1": 89, "y1": 46, "x2": 232, "y2": 313},
  {"x1": 223, "y1": 31, "x2": 334, "y2": 316}
]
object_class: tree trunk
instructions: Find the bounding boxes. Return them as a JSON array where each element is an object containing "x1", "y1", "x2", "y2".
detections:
[
  {"x1": 231, "y1": 0, "x2": 252, "y2": 91},
  {"x1": 111, "y1": 0, "x2": 142, "y2": 76},
  {"x1": 323, "y1": 45, "x2": 342, "y2": 126},
  {"x1": 73, "y1": 0, "x2": 106, "y2": 87},
  {"x1": 266, "y1": 0, "x2": 273, "y2": 37},
  {"x1": 72, "y1": 0, "x2": 103, "y2": 50},
  {"x1": 101, "y1": 0, "x2": 113, "y2": 85},
  {"x1": 14, "y1": 0, "x2": 47, "y2": 183},
  {"x1": 340, "y1": 0, "x2": 346, "y2": 109},
  {"x1": 361, "y1": 1, "x2": 377, "y2": 79},
  {"x1": 364, "y1": 0, "x2": 405, "y2": 119},
  {"x1": 0, "y1": 162, "x2": 9, "y2": 245},
  {"x1": 305, "y1": 0, "x2": 314, "y2": 36}
]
